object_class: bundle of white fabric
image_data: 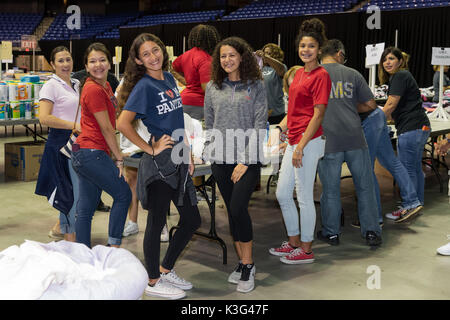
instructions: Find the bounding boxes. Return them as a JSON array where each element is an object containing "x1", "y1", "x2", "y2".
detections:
[{"x1": 0, "y1": 240, "x2": 148, "y2": 300}]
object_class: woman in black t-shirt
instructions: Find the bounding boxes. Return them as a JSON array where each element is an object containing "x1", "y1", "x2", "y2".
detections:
[{"x1": 379, "y1": 47, "x2": 430, "y2": 223}]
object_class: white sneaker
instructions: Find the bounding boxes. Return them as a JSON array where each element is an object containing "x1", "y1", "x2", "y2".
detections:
[
  {"x1": 437, "y1": 242, "x2": 450, "y2": 255},
  {"x1": 122, "y1": 221, "x2": 139, "y2": 237},
  {"x1": 144, "y1": 278, "x2": 186, "y2": 300},
  {"x1": 237, "y1": 264, "x2": 255, "y2": 293},
  {"x1": 160, "y1": 224, "x2": 169, "y2": 242},
  {"x1": 227, "y1": 261, "x2": 243, "y2": 284},
  {"x1": 160, "y1": 270, "x2": 193, "y2": 290}
]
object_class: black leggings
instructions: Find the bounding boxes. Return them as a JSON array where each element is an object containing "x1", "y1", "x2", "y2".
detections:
[
  {"x1": 144, "y1": 179, "x2": 201, "y2": 279},
  {"x1": 211, "y1": 164, "x2": 260, "y2": 243}
]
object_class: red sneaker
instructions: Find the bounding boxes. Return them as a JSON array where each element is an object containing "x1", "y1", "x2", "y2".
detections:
[
  {"x1": 280, "y1": 248, "x2": 315, "y2": 264},
  {"x1": 269, "y1": 241, "x2": 295, "y2": 257},
  {"x1": 385, "y1": 208, "x2": 403, "y2": 220}
]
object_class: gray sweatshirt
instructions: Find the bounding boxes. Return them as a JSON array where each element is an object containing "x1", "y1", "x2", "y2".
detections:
[{"x1": 203, "y1": 78, "x2": 268, "y2": 164}]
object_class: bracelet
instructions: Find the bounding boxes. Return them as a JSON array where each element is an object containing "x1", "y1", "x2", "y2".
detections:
[
  {"x1": 275, "y1": 125, "x2": 283, "y2": 133},
  {"x1": 115, "y1": 159, "x2": 124, "y2": 166}
]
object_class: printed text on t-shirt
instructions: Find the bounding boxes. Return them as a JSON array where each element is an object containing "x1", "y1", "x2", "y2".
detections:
[
  {"x1": 329, "y1": 81, "x2": 354, "y2": 99},
  {"x1": 156, "y1": 87, "x2": 183, "y2": 115}
]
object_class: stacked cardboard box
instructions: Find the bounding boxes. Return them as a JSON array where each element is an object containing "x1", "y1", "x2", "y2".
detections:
[{"x1": 4, "y1": 141, "x2": 45, "y2": 181}]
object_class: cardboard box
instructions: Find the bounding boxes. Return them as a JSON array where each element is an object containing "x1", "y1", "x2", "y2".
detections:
[
  {"x1": 15, "y1": 55, "x2": 53, "y2": 72},
  {"x1": 35, "y1": 55, "x2": 52, "y2": 72},
  {"x1": 4, "y1": 141, "x2": 45, "y2": 181},
  {"x1": 15, "y1": 55, "x2": 31, "y2": 71}
]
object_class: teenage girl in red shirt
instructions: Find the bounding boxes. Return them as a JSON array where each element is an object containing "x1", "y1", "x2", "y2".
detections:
[
  {"x1": 71, "y1": 43, "x2": 131, "y2": 249},
  {"x1": 268, "y1": 18, "x2": 331, "y2": 264}
]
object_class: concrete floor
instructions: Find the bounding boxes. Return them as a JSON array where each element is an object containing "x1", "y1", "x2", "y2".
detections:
[{"x1": 1, "y1": 126, "x2": 450, "y2": 300}]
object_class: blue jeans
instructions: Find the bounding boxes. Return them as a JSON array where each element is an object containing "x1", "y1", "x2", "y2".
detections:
[
  {"x1": 276, "y1": 136, "x2": 325, "y2": 242},
  {"x1": 318, "y1": 148, "x2": 381, "y2": 237},
  {"x1": 397, "y1": 128, "x2": 430, "y2": 205},
  {"x1": 362, "y1": 108, "x2": 422, "y2": 218},
  {"x1": 71, "y1": 148, "x2": 131, "y2": 248},
  {"x1": 59, "y1": 157, "x2": 78, "y2": 234}
]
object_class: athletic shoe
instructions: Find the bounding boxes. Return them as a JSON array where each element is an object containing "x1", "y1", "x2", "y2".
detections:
[
  {"x1": 395, "y1": 206, "x2": 423, "y2": 223},
  {"x1": 228, "y1": 261, "x2": 243, "y2": 284},
  {"x1": 237, "y1": 264, "x2": 256, "y2": 293},
  {"x1": 269, "y1": 241, "x2": 296, "y2": 256},
  {"x1": 280, "y1": 248, "x2": 315, "y2": 265},
  {"x1": 144, "y1": 278, "x2": 186, "y2": 300},
  {"x1": 385, "y1": 208, "x2": 403, "y2": 220},
  {"x1": 437, "y1": 242, "x2": 450, "y2": 256},
  {"x1": 122, "y1": 221, "x2": 139, "y2": 237},
  {"x1": 160, "y1": 224, "x2": 169, "y2": 242},
  {"x1": 366, "y1": 231, "x2": 382, "y2": 246},
  {"x1": 316, "y1": 230, "x2": 340, "y2": 245},
  {"x1": 160, "y1": 270, "x2": 193, "y2": 290}
]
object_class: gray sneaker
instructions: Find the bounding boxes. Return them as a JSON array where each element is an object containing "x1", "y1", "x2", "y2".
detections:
[
  {"x1": 227, "y1": 261, "x2": 243, "y2": 284},
  {"x1": 144, "y1": 278, "x2": 186, "y2": 300},
  {"x1": 160, "y1": 270, "x2": 193, "y2": 290},
  {"x1": 237, "y1": 264, "x2": 255, "y2": 293}
]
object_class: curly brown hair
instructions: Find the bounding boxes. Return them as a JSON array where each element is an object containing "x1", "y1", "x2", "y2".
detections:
[
  {"x1": 295, "y1": 18, "x2": 328, "y2": 50},
  {"x1": 210, "y1": 36, "x2": 262, "y2": 89},
  {"x1": 262, "y1": 43, "x2": 284, "y2": 63},
  {"x1": 117, "y1": 33, "x2": 169, "y2": 112},
  {"x1": 188, "y1": 24, "x2": 221, "y2": 56}
]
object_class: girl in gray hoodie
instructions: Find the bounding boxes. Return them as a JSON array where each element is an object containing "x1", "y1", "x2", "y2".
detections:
[{"x1": 203, "y1": 36, "x2": 268, "y2": 294}]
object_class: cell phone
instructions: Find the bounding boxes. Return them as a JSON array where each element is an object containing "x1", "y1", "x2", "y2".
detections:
[{"x1": 72, "y1": 143, "x2": 80, "y2": 152}]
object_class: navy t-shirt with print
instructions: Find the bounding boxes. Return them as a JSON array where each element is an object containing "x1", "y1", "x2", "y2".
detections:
[{"x1": 124, "y1": 72, "x2": 185, "y2": 142}]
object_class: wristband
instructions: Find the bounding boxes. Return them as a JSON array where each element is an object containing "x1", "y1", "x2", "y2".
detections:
[
  {"x1": 115, "y1": 159, "x2": 124, "y2": 166},
  {"x1": 275, "y1": 125, "x2": 283, "y2": 133}
]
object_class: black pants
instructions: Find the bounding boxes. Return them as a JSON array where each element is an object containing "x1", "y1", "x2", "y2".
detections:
[
  {"x1": 144, "y1": 179, "x2": 201, "y2": 279},
  {"x1": 211, "y1": 163, "x2": 260, "y2": 243}
]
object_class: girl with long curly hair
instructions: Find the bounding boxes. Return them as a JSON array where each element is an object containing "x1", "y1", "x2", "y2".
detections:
[
  {"x1": 117, "y1": 33, "x2": 201, "y2": 300},
  {"x1": 203, "y1": 36, "x2": 268, "y2": 293}
]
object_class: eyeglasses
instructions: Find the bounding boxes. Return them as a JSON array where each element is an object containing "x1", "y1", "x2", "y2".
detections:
[{"x1": 340, "y1": 51, "x2": 347, "y2": 64}]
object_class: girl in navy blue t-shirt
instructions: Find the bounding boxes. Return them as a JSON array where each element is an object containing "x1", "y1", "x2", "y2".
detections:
[{"x1": 117, "y1": 33, "x2": 201, "y2": 300}]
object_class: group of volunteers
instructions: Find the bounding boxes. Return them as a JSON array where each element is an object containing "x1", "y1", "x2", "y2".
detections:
[{"x1": 33, "y1": 17, "x2": 449, "y2": 299}]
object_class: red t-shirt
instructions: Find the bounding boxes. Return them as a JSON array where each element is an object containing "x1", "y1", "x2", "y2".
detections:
[
  {"x1": 172, "y1": 47, "x2": 212, "y2": 107},
  {"x1": 76, "y1": 78, "x2": 117, "y2": 154},
  {"x1": 287, "y1": 66, "x2": 331, "y2": 145}
]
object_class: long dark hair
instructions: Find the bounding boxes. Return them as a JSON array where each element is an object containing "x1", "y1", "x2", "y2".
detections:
[
  {"x1": 188, "y1": 24, "x2": 221, "y2": 56},
  {"x1": 378, "y1": 46, "x2": 408, "y2": 84},
  {"x1": 118, "y1": 33, "x2": 169, "y2": 112},
  {"x1": 210, "y1": 36, "x2": 262, "y2": 89},
  {"x1": 80, "y1": 42, "x2": 112, "y2": 92}
]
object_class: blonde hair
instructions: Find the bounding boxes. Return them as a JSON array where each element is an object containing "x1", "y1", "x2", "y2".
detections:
[
  {"x1": 400, "y1": 51, "x2": 410, "y2": 69},
  {"x1": 283, "y1": 65, "x2": 302, "y2": 93}
]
